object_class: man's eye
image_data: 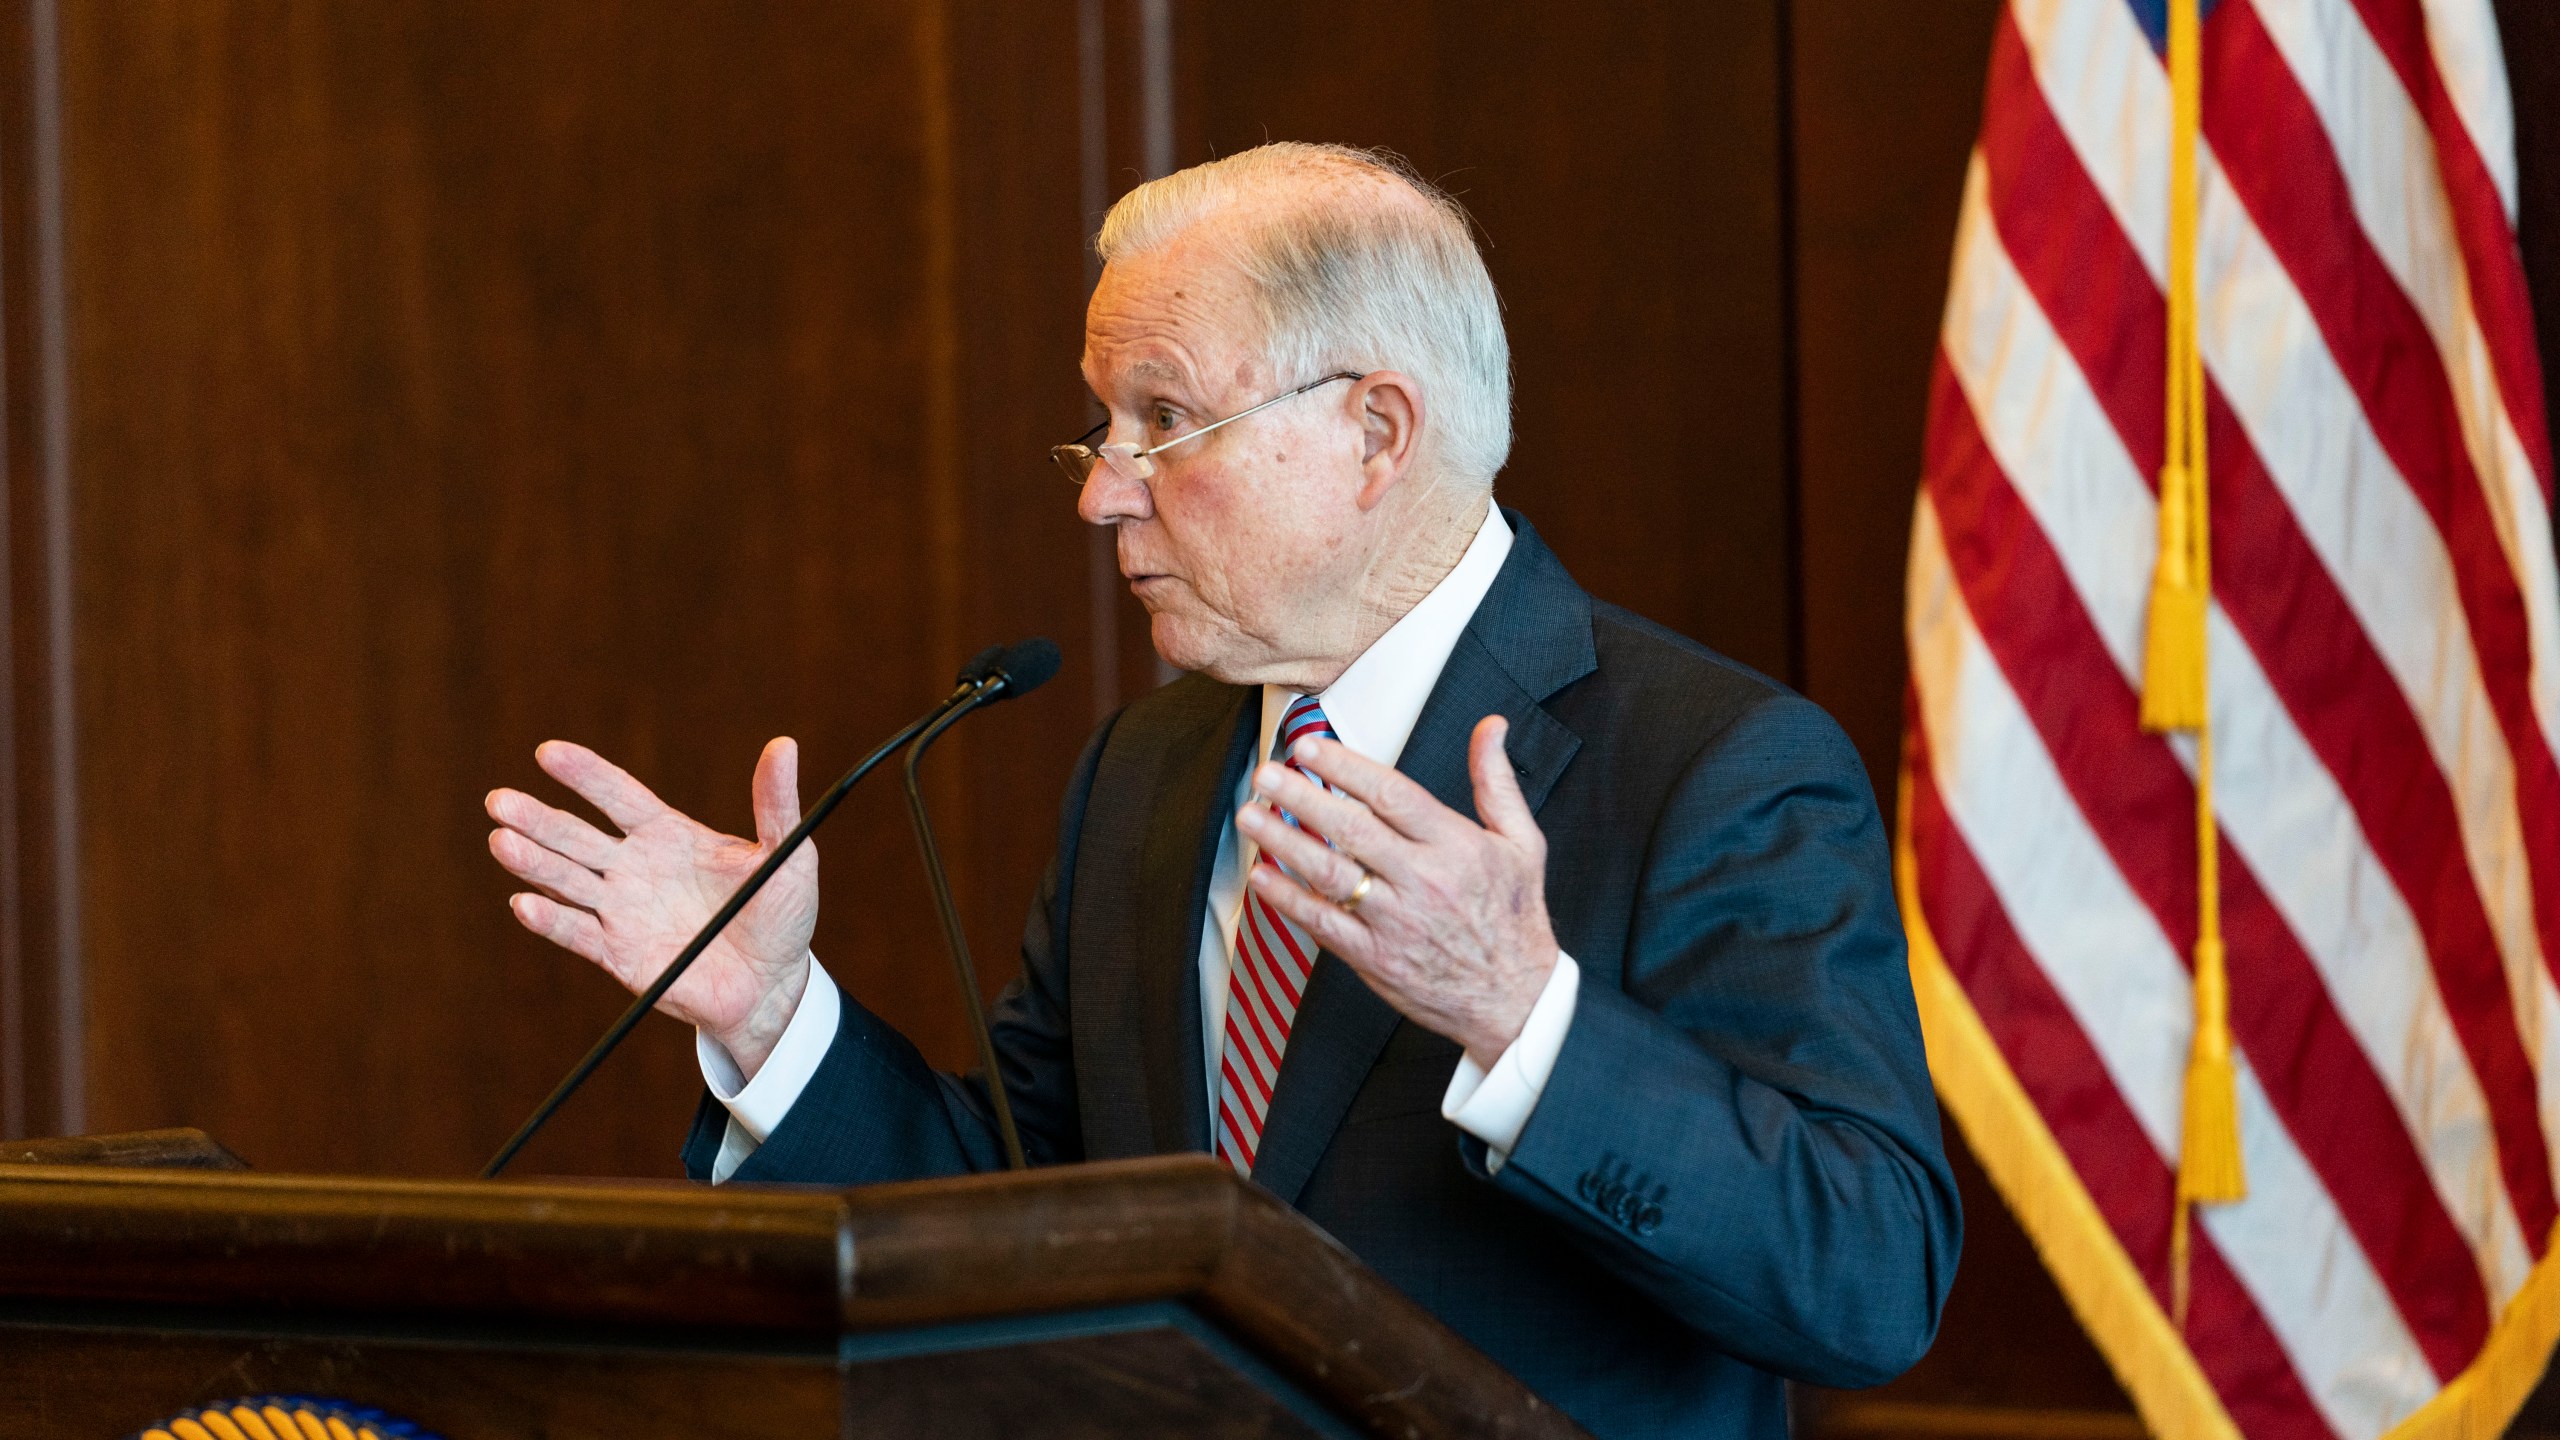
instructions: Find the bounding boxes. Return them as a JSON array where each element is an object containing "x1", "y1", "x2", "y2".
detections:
[{"x1": 1153, "y1": 406, "x2": 1179, "y2": 432}]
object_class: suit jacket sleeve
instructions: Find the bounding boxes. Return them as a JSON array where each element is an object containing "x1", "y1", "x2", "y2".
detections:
[
  {"x1": 679, "y1": 710, "x2": 1119, "y2": 1185},
  {"x1": 1476, "y1": 691, "x2": 1962, "y2": 1388}
]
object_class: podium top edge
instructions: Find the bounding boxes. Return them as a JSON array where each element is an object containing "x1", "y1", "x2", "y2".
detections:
[
  {"x1": 0, "y1": 1151, "x2": 1585, "y2": 1440},
  {"x1": 0, "y1": 1152, "x2": 1255, "y2": 1332}
]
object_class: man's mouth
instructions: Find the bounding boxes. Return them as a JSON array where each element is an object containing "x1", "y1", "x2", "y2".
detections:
[{"x1": 1125, "y1": 573, "x2": 1181, "y2": 610}]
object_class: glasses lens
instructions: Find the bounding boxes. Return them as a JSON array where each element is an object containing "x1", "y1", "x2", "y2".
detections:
[
  {"x1": 1049, "y1": 445, "x2": 1099, "y2": 486},
  {"x1": 1047, "y1": 440, "x2": 1156, "y2": 487}
]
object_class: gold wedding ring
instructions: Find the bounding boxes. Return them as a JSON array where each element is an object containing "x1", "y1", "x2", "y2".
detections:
[{"x1": 1340, "y1": 870, "x2": 1374, "y2": 914}]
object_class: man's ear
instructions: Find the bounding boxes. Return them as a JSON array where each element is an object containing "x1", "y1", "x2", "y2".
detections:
[{"x1": 1351, "y1": 372, "x2": 1425, "y2": 511}]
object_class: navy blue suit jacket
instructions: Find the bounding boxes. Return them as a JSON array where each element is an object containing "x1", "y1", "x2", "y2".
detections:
[{"x1": 684, "y1": 514, "x2": 1962, "y2": 1438}]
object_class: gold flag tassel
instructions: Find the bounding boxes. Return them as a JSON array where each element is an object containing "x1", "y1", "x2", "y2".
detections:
[{"x1": 2143, "y1": 0, "x2": 2246, "y2": 1332}]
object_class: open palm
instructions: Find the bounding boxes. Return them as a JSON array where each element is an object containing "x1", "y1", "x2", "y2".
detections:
[{"x1": 485, "y1": 737, "x2": 819, "y2": 1074}]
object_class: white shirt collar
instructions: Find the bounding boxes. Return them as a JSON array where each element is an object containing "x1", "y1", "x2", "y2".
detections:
[{"x1": 1258, "y1": 502, "x2": 1515, "y2": 769}]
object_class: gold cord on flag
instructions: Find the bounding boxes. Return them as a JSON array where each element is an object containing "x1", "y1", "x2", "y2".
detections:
[{"x1": 2139, "y1": 0, "x2": 2246, "y2": 1332}]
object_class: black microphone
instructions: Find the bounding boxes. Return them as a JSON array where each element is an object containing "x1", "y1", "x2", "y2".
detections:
[
  {"x1": 480, "y1": 644, "x2": 1028, "y2": 1179},
  {"x1": 901, "y1": 637, "x2": 1060, "y2": 1172}
]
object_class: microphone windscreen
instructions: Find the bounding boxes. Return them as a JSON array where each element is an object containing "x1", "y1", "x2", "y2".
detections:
[
  {"x1": 955, "y1": 643, "x2": 1007, "y2": 686},
  {"x1": 993, "y1": 637, "x2": 1063, "y2": 698}
]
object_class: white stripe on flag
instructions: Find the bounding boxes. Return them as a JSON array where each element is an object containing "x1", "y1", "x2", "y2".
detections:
[
  {"x1": 1910, "y1": 500, "x2": 2439, "y2": 1439},
  {"x1": 1942, "y1": 162, "x2": 2535, "y2": 1301},
  {"x1": 2012, "y1": 0, "x2": 2553, "y2": 1070},
  {"x1": 2414, "y1": 0, "x2": 2521, "y2": 218},
  {"x1": 2253, "y1": 0, "x2": 2462, "y2": 335},
  {"x1": 2255, "y1": 0, "x2": 2560, "y2": 761},
  {"x1": 1909, "y1": 497, "x2": 2193, "y2": 1149},
  {"x1": 1942, "y1": 156, "x2": 2157, "y2": 677},
  {"x1": 2009, "y1": 0, "x2": 2168, "y2": 273},
  {"x1": 2192, "y1": 143, "x2": 2555, "y2": 1022}
]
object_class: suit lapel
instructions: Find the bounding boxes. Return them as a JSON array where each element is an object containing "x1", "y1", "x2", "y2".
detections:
[
  {"x1": 1133, "y1": 685, "x2": 1260, "y2": 1156},
  {"x1": 1246, "y1": 516, "x2": 1594, "y2": 1205}
]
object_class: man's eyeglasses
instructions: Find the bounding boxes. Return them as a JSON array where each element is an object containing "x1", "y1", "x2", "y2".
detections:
[{"x1": 1049, "y1": 371, "x2": 1365, "y2": 486}]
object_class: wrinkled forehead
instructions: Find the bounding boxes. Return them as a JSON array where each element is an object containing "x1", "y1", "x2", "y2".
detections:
[{"x1": 1080, "y1": 229, "x2": 1269, "y2": 397}]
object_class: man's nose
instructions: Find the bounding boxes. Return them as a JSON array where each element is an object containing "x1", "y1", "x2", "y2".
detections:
[{"x1": 1077, "y1": 462, "x2": 1152, "y2": 526}]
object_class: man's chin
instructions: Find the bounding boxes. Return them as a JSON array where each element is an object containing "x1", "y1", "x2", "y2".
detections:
[
  {"x1": 1147, "y1": 614, "x2": 1212, "y2": 676},
  {"x1": 1149, "y1": 613, "x2": 1253, "y2": 682}
]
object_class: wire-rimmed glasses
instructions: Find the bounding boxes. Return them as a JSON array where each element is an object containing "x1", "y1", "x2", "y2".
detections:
[{"x1": 1049, "y1": 371, "x2": 1365, "y2": 486}]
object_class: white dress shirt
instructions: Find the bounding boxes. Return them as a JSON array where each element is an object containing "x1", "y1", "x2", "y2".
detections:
[{"x1": 701, "y1": 501, "x2": 1579, "y2": 1182}]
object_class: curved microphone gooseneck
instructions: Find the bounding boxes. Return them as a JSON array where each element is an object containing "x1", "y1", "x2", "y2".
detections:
[
  {"x1": 480, "y1": 642, "x2": 1041, "y2": 1179},
  {"x1": 900, "y1": 637, "x2": 1061, "y2": 1172}
]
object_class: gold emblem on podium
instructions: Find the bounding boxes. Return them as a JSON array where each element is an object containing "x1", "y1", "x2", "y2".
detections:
[{"x1": 131, "y1": 1397, "x2": 443, "y2": 1440}]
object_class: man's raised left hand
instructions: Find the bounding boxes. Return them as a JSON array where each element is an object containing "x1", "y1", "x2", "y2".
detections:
[{"x1": 1236, "y1": 714, "x2": 1559, "y2": 1068}]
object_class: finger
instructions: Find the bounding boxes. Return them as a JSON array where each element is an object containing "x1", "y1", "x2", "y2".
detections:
[
  {"x1": 1238, "y1": 805, "x2": 1372, "y2": 902},
  {"x1": 1468, "y1": 715, "x2": 1540, "y2": 842},
  {"x1": 1246, "y1": 859, "x2": 1374, "y2": 962},
  {"x1": 1285, "y1": 737, "x2": 1465, "y2": 844},
  {"x1": 488, "y1": 827, "x2": 609, "y2": 909},
  {"x1": 535, "y1": 740, "x2": 671, "y2": 835},
  {"x1": 486, "y1": 787, "x2": 619, "y2": 870},
  {"x1": 1251, "y1": 758, "x2": 1417, "y2": 869},
  {"x1": 751, "y1": 736, "x2": 803, "y2": 848},
  {"x1": 508, "y1": 892, "x2": 610, "y2": 969}
]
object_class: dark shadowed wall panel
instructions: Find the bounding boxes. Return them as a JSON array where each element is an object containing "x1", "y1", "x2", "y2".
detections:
[
  {"x1": 33, "y1": 0, "x2": 1096, "y2": 1176},
  {"x1": 0, "y1": 0, "x2": 80, "y2": 1143},
  {"x1": 1792, "y1": 0, "x2": 2000, "y2": 786},
  {"x1": 929, "y1": 0, "x2": 1105, "y2": 1120},
  {"x1": 1182, "y1": 0, "x2": 1798, "y2": 682}
]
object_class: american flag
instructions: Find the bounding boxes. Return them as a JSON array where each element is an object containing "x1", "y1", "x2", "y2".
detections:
[{"x1": 1898, "y1": 1, "x2": 2560, "y2": 1437}]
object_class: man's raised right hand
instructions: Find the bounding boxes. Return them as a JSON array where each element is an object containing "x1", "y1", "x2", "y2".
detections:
[{"x1": 485, "y1": 737, "x2": 819, "y2": 1079}]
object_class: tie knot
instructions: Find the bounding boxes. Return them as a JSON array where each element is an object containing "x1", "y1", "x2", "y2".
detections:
[{"x1": 1277, "y1": 697, "x2": 1335, "y2": 767}]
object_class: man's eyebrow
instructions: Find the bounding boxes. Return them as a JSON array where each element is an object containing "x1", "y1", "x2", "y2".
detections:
[{"x1": 1126, "y1": 358, "x2": 1187, "y2": 387}]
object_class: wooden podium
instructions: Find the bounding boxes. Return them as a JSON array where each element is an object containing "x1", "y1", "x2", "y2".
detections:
[{"x1": 0, "y1": 1132, "x2": 1586, "y2": 1439}]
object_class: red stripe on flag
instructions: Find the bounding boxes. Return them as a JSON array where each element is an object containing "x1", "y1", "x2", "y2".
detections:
[
  {"x1": 2206, "y1": 0, "x2": 2560, "y2": 1017},
  {"x1": 1980, "y1": 7, "x2": 2560, "y2": 1254},
  {"x1": 1907, "y1": 737, "x2": 2344, "y2": 1440},
  {"x1": 2343, "y1": 0, "x2": 2557, "y2": 493},
  {"x1": 1924, "y1": 359, "x2": 2494, "y2": 1370}
]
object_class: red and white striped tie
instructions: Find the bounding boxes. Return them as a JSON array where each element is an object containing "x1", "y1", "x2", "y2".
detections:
[{"x1": 1216, "y1": 695, "x2": 1337, "y2": 1175}]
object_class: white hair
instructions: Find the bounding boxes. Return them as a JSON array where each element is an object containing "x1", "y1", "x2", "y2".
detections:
[{"x1": 1095, "y1": 143, "x2": 1513, "y2": 490}]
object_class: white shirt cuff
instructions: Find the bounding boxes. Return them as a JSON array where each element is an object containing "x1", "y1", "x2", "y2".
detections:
[
  {"x1": 696, "y1": 954, "x2": 840, "y2": 1183},
  {"x1": 1440, "y1": 952, "x2": 1580, "y2": 1174}
]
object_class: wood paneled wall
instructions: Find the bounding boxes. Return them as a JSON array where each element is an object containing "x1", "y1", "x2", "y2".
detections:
[
  {"x1": 0, "y1": 0, "x2": 1827, "y2": 1177},
  {"x1": 0, "y1": 0, "x2": 1112, "y2": 1176},
  {"x1": 2, "y1": 0, "x2": 2558, "y2": 1431}
]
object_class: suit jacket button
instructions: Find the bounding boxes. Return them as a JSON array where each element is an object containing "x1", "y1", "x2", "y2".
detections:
[
  {"x1": 1576, "y1": 1171, "x2": 1600, "y2": 1202},
  {"x1": 1633, "y1": 1203, "x2": 1664, "y2": 1236}
]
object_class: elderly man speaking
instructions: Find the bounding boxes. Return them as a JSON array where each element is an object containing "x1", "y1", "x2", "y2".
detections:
[{"x1": 485, "y1": 142, "x2": 1960, "y2": 1437}]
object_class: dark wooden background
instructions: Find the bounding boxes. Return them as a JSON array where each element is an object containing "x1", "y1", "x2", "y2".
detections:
[{"x1": 0, "y1": 1, "x2": 2553, "y2": 1434}]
